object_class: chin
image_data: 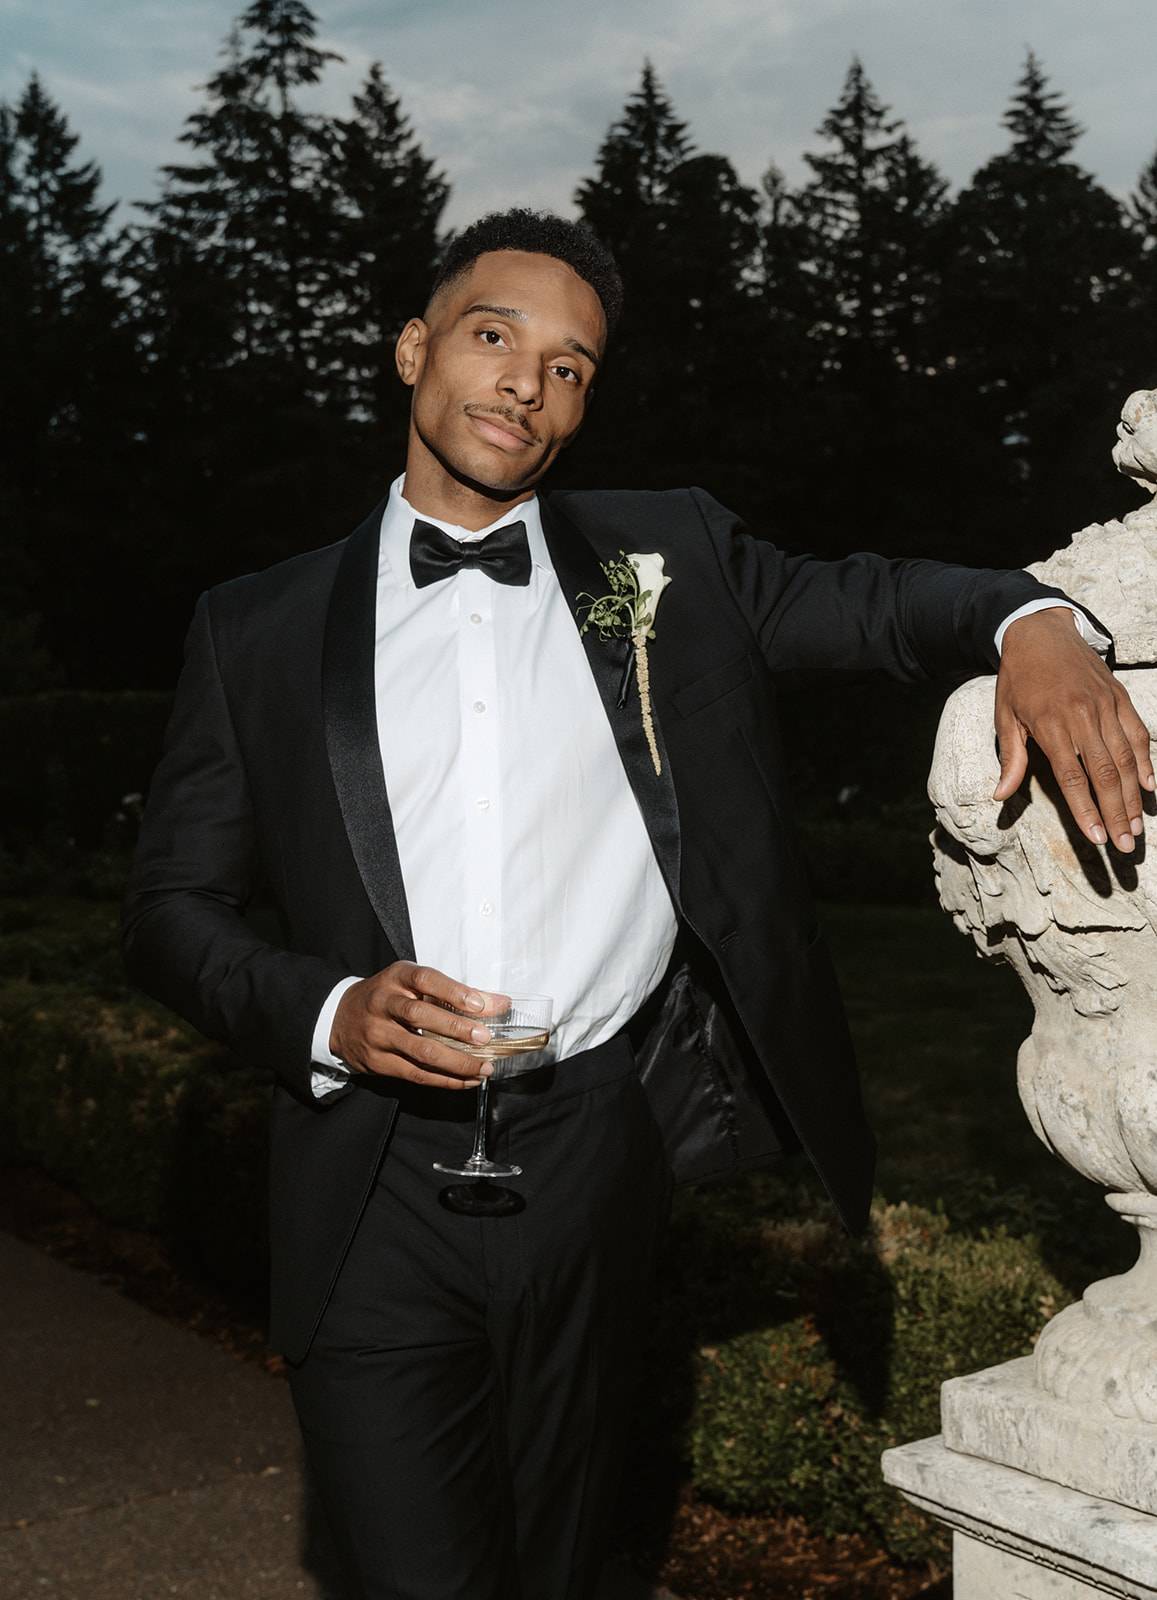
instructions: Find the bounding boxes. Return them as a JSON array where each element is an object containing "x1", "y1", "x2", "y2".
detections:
[{"x1": 447, "y1": 442, "x2": 548, "y2": 498}]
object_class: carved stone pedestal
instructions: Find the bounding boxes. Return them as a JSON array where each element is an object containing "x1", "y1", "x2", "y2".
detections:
[
  {"x1": 941, "y1": 1356, "x2": 1157, "y2": 1517},
  {"x1": 882, "y1": 1435, "x2": 1157, "y2": 1599},
  {"x1": 881, "y1": 391, "x2": 1157, "y2": 1596}
]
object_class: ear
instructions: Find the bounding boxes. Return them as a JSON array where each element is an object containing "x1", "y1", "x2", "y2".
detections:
[{"x1": 395, "y1": 318, "x2": 428, "y2": 388}]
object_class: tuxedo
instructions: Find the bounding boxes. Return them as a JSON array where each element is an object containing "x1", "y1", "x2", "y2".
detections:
[
  {"x1": 122, "y1": 485, "x2": 1081, "y2": 1358},
  {"x1": 122, "y1": 486, "x2": 1079, "y2": 1597}
]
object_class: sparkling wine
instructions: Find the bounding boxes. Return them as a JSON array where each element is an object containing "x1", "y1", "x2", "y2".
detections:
[{"x1": 429, "y1": 1026, "x2": 551, "y2": 1061}]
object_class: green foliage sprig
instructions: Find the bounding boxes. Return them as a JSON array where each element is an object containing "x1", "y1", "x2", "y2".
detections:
[{"x1": 575, "y1": 551, "x2": 656, "y2": 642}]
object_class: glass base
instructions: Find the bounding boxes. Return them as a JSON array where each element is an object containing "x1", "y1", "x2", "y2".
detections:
[
  {"x1": 438, "y1": 1181, "x2": 526, "y2": 1217},
  {"x1": 432, "y1": 1156, "x2": 522, "y2": 1180}
]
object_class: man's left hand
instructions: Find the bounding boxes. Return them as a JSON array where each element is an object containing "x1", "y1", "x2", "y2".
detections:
[{"x1": 994, "y1": 607, "x2": 1154, "y2": 851}]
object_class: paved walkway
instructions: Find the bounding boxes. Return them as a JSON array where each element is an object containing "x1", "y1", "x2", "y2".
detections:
[{"x1": 0, "y1": 1232, "x2": 673, "y2": 1599}]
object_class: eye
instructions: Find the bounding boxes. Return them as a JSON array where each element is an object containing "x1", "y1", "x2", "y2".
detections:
[
  {"x1": 477, "y1": 328, "x2": 507, "y2": 348},
  {"x1": 552, "y1": 365, "x2": 581, "y2": 385}
]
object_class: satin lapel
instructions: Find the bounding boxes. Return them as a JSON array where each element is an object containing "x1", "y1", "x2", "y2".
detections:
[
  {"x1": 540, "y1": 496, "x2": 682, "y2": 909},
  {"x1": 322, "y1": 499, "x2": 415, "y2": 961}
]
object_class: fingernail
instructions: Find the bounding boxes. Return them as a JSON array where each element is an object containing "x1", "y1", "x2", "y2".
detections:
[
  {"x1": 1090, "y1": 825, "x2": 1108, "y2": 845},
  {"x1": 1146, "y1": 773, "x2": 1157, "y2": 791},
  {"x1": 1118, "y1": 833, "x2": 1135, "y2": 852},
  {"x1": 1131, "y1": 816, "x2": 1144, "y2": 837},
  {"x1": 471, "y1": 1025, "x2": 490, "y2": 1044},
  {"x1": 478, "y1": 1062, "x2": 495, "y2": 1077},
  {"x1": 465, "y1": 993, "x2": 485, "y2": 1011}
]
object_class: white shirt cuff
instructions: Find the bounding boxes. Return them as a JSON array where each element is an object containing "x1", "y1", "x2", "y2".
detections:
[
  {"x1": 994, "y1": 599, "x2": 1112, "y2": 658},
  {"x1": 309, "y1": 976, "x2": 362, "y2": 1098}
]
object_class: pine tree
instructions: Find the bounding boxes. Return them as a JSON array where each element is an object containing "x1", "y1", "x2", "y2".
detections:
[
  {"x1": 0, "y1": 75, "x2": 133, "y2": 685},
  {"x1": 1133, "y1": 145, "x2": 1157, "y2": 242},
  {"x1": 766, "y1": 62, "x2": 950, "y2": 550},
  {"x1": 576, "y1": 62, "x2": 690, "y2": 242},
  {"x1": 795, "y1": 60, "x2": 947, "y2": 368},
  {"x1": 326, "y1": 63, "x2": 449, "y2": 430},
  {"x1": 1003, "y1": 50, "x2": 1082, "y2": 163},
  {"x1": 573, "y1": 66, "x2": 761, "y2": 489},
  {"x1": 1128, "y1": 146, "x2": 1157, "y2": 392},
  {"x1": 143, "y1": 0, "x2": 341, "y2": 375},
  {"x1": 939, "y1": 51, "x2": 1135, "y2": 557}
]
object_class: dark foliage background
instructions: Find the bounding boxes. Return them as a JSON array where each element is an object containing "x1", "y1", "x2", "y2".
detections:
[{"x1": 3, "y1": 1, "x2": 1156, "y2": 699}]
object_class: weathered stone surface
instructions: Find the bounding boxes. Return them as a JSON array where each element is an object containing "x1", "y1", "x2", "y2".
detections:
[
  {"x1": 889, "y1": 390, "x2": 1157, "y2": 1596},
  {"x1": 1027, "y1": 390, "x2": 1157, "y2": 669},
  {"x1": 882, "y1": 1435, "x2": 1157, "y2": 1598},
  {"x1": 941, "y1": 1356, "x2": 1157, "y2": 1517}
]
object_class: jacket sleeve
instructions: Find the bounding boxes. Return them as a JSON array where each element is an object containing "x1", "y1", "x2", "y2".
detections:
[
  {"x1": 688, "y1": 488, "x2": 1114, "y2": 680},
  {"x1": 121, "y1": 592, "x2": 354, "y2": 1105}
]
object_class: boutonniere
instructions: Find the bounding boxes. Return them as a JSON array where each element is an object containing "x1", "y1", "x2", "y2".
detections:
[{"x1": 577, "y1": 550, "x2": 670, "y2": 776}]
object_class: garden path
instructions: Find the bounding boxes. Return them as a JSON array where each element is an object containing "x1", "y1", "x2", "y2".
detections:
[{"x1": 0, "y1": 1230, "x2": 673, "y2": 1599}]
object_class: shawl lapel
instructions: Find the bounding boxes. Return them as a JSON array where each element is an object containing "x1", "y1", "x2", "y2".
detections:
[
  {"x1": 540, "y1": 495, "x2": 683, "y2": 910},
  {"x1": 322, "y1": 498, "x2": 416, "y2": 962}
]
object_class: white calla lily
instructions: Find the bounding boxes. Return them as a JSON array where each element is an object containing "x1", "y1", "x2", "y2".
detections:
[{"x1": 626, "y1": 552, "x2": 670, "y2": 636}]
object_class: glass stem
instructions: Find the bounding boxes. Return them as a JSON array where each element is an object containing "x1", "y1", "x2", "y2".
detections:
[{"x1": 470, "y1": 1074, "x2": 492, "y2": 1167}]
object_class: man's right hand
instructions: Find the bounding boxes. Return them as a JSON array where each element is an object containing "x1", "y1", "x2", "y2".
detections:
[{"x1": 330, "y1": 963, "x2": 510, "y2": 1090}]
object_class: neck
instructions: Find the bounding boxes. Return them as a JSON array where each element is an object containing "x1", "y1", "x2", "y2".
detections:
[{"x1": 402, "y1": 437, "x2": 536, "y2": 531}]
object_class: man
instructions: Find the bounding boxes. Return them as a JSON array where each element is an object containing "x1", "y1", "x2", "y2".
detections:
[{"x1": 123, "y1": 209, "x2": 1152, "y2": 1600}]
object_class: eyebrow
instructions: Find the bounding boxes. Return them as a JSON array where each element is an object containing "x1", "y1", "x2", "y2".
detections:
[{"x1": 461, "y1": 302, "x2": 600, "y2": 371}]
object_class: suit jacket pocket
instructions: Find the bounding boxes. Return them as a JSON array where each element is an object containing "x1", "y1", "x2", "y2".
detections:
[{"x1": 671, "y1": 651, "x2": 754, "y2": 718}]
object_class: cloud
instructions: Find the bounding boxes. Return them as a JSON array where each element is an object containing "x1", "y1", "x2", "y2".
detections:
[{"x1": 1, "y1": 0, "x2": 1151, "y2": 229}]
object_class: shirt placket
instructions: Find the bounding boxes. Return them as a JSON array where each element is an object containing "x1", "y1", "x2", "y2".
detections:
[{"x1": 457, "y1": 567, "x2": 502, "y2": 989}]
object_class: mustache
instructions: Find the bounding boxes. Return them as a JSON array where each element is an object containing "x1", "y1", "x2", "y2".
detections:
[{"x1": 465, "y1": 405, "x2": 540, "y2": 445}]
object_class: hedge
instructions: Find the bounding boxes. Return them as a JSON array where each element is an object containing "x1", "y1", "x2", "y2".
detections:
[
  {"x1": 662, "y1": 1192, "x2": 1061, "y2": 1560},
  {"x1": 0, "y1": 896, "x2": 1066, "y2": 1561}
]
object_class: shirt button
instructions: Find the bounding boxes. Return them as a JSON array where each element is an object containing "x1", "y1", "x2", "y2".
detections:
[
  {"x1": 476, "y1": 797, "x2": 490, "y2": 811},
  {"x1": 472, "y1": 700, "x2": 486, "y2": 714},
  {"x1": 469, "y1": 612, "x2": 483, "y2": 625},
  {"x1": 480, "y1": 901, "x2": 493, "y2": 917}
]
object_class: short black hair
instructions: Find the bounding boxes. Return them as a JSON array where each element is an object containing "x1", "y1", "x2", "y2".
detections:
[{"x1": 429, "y1": 208, "x2": 623, "y2": 338}]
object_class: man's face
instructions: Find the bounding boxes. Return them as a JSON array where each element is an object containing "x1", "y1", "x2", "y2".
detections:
[{"x1": 396, "y1": 249, "x2": 606, "y2": 498}]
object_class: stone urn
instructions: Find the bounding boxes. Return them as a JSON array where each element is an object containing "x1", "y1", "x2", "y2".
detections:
[{"x1": 883, "y1": 391, "x2": 1157, "y2": 1598}]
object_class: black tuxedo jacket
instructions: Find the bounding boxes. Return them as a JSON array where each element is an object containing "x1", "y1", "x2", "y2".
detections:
[{"x1": 122, "y1": 487, "x2": 1080, "y2": 1362}]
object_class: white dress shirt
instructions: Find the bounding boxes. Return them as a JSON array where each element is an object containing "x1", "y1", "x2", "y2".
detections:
[
  {"x1": 310, "y1": 481, "x2": 1109, "y2": 1092},
  {"x1": 310, "y1": 476, "x2": 679, "y2": 1091}
]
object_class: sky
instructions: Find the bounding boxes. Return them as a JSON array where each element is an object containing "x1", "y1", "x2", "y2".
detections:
[{"x1": 1, "y1": 0, "x2": 1154, "y2": 228}]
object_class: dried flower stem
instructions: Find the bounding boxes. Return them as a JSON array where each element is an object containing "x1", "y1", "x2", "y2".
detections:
[{"x1": 633, "y1": 630, "x2": 661, "y2": 776}]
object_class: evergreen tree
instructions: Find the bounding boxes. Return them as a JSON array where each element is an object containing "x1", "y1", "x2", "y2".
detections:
[
  {"x1": 573, "y1": 66, "x2": 761, "y2": 491},
  {"x1": 0, "y1": 75, "x2": 135, "y2": 685},
  {"x1": 326, "y1": 63, "x2": 449, "y2": 432},
  {"x1": 768, "y1": 62, "x2": 950, "y2": 551},
  {"x1": 1003, "y1": 50, "x2": 1082, "y2": 163},
  {"x1": 1133, "y1": 145, "x2": 1157, "y2": 242},
  {"x1": 575, "y1": 61, "x2": 690, "y2": 263},
  {"x1": 1127, "y1": 146, "x2": 1157, "y2": 397},
  {"x1": 143, "y1": 0, "x2": 341, "y2": 375},
  {"x1": 795, "y1": 61, "x2": 947, "y2": 369},
  {"x1": 939, "y1": 51, "x2": 1135, "y2": 559}
]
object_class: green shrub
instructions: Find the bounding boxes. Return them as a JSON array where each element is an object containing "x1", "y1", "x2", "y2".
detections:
[
  {"x1": 678, "y1": 1199, "x2": 1063, "y2": 1560},
  {"x1": 0, "y1": 970, "x2": 270, "y2": 1292}
]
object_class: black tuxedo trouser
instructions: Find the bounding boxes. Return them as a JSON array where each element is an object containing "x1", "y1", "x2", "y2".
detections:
[{"x1": 287, "y1": 1033, "x2": 672, "y2": 1600}]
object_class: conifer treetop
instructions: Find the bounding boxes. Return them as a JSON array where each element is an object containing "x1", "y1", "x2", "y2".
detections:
[{"x1": 1002, "y1": 49, "x2": 1083, "y2": 164}]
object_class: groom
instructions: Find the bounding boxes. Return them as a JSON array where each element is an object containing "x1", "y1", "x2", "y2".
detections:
[{"x1": 123, "y1": 209, "x2": 1151, "y2": 1599}]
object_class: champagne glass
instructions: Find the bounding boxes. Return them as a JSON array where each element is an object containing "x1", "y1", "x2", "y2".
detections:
[{"x1": 430, "y1": 995, "x2": 553, "y2": 1215}]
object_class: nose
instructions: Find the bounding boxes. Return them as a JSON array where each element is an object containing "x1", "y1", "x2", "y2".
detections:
[{"x1": 497, "y1": 356, "x2": 543, "y2": 409}]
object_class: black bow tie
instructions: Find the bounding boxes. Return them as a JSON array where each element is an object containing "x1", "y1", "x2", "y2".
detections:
[{"x1": 409, "y1": 518, "x2": 532, "y2": 589}]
